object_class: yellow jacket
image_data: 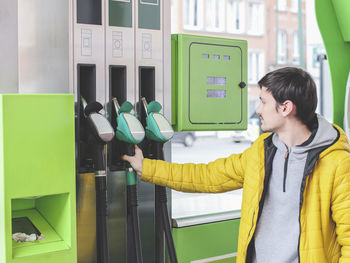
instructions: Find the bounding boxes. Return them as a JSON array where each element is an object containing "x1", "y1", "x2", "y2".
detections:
[{"x1": 141, "y1": 125, "x2": 350, "y2": 263}]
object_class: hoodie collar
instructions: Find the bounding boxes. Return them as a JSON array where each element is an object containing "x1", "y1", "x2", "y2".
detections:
[{"x1": 272, "y1": 115, "x2": 338, "y2": 156}]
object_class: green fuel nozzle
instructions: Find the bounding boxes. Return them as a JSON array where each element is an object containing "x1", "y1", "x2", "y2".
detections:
[
  {"x1": 113, "y1": 98, "x2": 145, "y2": 145},
  {"x1": 141, "y1": 98, "x2": 174, "y2": 143},
  {"x1": 113, "y1": 98, "x2": 145, "y2": 186}
]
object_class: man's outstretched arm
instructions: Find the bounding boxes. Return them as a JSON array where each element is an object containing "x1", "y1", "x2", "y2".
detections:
[{"x1": 122, "y1": 145, "x2": 251, "y2": 193}]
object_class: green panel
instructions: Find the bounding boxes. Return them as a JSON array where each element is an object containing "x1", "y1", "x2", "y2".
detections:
[
  {"x1": 172, "y1": 34, "x2": 247, "y2": 131},
  {"x1": 12, "y1": 199, "x2": 35, "y2": 211},
  {"x1": 332, "y1": 0, "x2": 350, "y2": 41},
  {"x1": 171, "y1": 219, "x2": 240, "y2": 263},
  {"x1": 138, "y1": 0, "x2": 160, "y2": 30},
  {"x1": 211, "y1": 258, "x2": 236, "y2": 263},
  {"x1": 0, "y1": 95, "x2": 5, "y2": 261},
  {"x1": 109, "y1": 0, "x2": 132, "y2": 27},
  {"x1": 36, "y1": 193, "x2": 72, "y2": 246},
  {"x1": 171, "y1": 35, "x2": 178, "y2": 126},
  {"x1": 190, "y1": 43, "x2": 243, "y2": 124},
  {"x1": 0, "y1": 94, "x2": 77, "y2": 263},
  {"x1": 315, "y1": 0, "x2": 350, "y2": 127}
]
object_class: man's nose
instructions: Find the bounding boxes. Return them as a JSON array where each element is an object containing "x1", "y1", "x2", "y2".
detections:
[{"x1": 256, "y1": 105, "x2": 261, "y2": 115}]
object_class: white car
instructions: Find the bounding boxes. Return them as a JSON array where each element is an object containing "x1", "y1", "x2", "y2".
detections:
[{"x1": 232, "y1": 118, "x2": 260, "y2": 143}]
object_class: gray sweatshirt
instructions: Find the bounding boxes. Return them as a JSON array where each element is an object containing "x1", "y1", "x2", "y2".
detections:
[{"x1": 252, "y1": 115, "x2": 338, "y2": 263}]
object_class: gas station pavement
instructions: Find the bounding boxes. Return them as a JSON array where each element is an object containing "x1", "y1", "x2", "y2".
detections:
[{"x1": 171, "y1": 137, "x2": 250, "y2": 219}]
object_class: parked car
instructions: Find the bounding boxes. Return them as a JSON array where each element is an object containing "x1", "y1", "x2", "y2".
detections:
[
  {"x1": 172, "y1": 132, "x2": 196, "y2": 147},
  {"x1": 232, "y1": 117, "x2": 260, "y2": 143}
]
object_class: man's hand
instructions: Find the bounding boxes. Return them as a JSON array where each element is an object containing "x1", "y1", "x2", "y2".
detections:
[{"x1": 122, "y1": 145, "x2": 144, "y2": 176}]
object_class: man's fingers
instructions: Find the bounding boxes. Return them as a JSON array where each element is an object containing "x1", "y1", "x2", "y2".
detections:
[{"x1": 122, "y1": 154, "x2": 132, "y2": 162}]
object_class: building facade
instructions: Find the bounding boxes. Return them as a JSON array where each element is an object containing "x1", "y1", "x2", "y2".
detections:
[{"x1": 171, "y1": 0, "x2": 306, "y2": 116}]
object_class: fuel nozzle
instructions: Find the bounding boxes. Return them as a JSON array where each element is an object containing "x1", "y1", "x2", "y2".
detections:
[
  {"x1": 82, "y1": 97, "x2": 115, "y2": 144},
  {"x1": 113, "y1": 98, "x2": 145, "y2": 145},
  {"x1": 81, "y1": 96, "x2": 114, "y2": 170},
  {"x1": 141, "y1": 97, "x2": 174, "y2": 143}
]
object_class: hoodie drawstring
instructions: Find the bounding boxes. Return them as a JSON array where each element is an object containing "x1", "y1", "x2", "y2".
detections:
[{"x1": 283, "y1": 150, "x2": 289, "y2": 192}]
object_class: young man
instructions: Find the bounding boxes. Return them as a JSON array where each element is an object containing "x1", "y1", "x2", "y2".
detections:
[{"x1": 123, "y1": 67, "x2": 350, "y2": 263}]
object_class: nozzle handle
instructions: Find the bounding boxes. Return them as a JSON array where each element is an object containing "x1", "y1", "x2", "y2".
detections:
[
  {"x1": 141, "y1": 97, "x2": 148, "y2": 116},
  {"x1": 112, "y1": 98, "x2": 121, "y2": 116}
]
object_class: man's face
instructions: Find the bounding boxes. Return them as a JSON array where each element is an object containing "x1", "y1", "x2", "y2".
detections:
[{"x1": 256, "y1": 86, "x2": 285, "y2": 133}]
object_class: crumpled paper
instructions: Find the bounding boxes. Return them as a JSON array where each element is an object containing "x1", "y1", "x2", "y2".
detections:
[{"x1": 12, "y1": 232, "x2": 46, "y2": 242}]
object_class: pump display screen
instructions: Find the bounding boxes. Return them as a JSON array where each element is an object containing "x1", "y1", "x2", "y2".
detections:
[
  {"x1": 207, "y1": 90, "x2": 226, "y2": 98},
  {"x1": 207, "y1": 77, "x2": 226, "y2": 86}
]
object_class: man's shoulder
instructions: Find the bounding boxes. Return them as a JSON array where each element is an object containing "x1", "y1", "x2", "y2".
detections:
[{"x1": 252, "y1": 133, "x2": 273, "y2": 146}]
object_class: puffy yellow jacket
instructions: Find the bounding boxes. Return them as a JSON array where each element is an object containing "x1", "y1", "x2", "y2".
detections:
[{"x1": 141, "y1": 125, "x2": 350, "y2": 263}]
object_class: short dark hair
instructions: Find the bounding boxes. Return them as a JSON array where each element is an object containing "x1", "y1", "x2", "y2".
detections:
[{"x1": 258, "y1": 67, "x2": 317, "y2": 127}]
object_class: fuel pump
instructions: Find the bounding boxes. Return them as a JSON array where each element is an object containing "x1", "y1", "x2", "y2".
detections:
[
  {"x1": 112, "y1": 98, "x2": 145, "y2": 263},
  {"x1": 81, "y1": 97, "x2": 114, "y2": 263},
  {"x1": 141, "y1": 98, "x2": 177, "y2": 263}
]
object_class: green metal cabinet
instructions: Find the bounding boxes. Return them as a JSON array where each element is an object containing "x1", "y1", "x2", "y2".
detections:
[
  {"x1": 0, "y1": 94, "x2": 77, "y2": 263},
  {"x1": 171, "y1": 218, "x2": 240, "y2": 263},
  {"x1": 171, "y1": 34, "x2": 248, "y2": 131}
]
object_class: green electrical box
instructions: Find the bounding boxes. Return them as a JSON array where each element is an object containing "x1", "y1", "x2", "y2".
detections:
[
  {"x1": 0, "y1": 94, "x2": 77, "y2": 263},
  {"x1": 171, "y1": 34, "x2": 248, "y2": 131}
]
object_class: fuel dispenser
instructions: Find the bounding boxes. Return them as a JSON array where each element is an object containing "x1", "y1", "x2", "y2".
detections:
[
  {"x1": 81, "y1": 97, "x2": 115, "y2": 263},
  {"x1": 141, "y1": 98, "x2": 177, "y2": 263},
  {"x1": 105, "y1": 1, "x2": 171, "y2": 262},
  {"x1": 112, "y1": 99, "x2": 145, "y2": 263},
  {"x1": 74, "y1": 0, "x2": 110, "y2": 261},
  {"x1": 135, "y1": 1, "x2": 172, "y2": 261}
]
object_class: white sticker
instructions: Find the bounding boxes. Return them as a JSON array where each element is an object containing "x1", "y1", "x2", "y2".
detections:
[
  {"x1": 112, "y1": 31, "x2": 123, "y2": 58},
  {"x1": 142, "y1": 33, "x2": 152, "y2": 59},
  {"x1": 81, "y1": 29, "x2": 92, "y2": 56}
]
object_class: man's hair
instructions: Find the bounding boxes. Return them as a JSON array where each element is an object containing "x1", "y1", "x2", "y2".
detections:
[{"x1": 258, "y1": 67, "x2": 317, "y2": 127}]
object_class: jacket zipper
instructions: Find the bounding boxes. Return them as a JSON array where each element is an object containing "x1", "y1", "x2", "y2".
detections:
[
  {"x1": 283, "y1": 150, "x2": 289, "y2": 192},
  {"x1": 297, "y1": 175, "x2": 308, "y2": 263}
]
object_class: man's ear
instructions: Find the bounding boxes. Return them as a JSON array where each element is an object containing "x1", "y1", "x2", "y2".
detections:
[{"x1": 280, "y1": 100, "x2": 295, "y2": 117}]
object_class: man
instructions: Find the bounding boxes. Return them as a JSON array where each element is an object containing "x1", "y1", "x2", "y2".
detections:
[{"x1": 123, "y1": 67, "x2": 350, "y2": 263}]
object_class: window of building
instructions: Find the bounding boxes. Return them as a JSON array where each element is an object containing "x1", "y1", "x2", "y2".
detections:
[
  {"x1": 277, "y1": 30, "x2": 287, "y2": 64},
  {"x1": 183, "y1": 0, "x2": 203, "y2": 30},
  {"x1": 227, "y1": 0, "x2": 245, "y2": 34},
  {"x1": 248, "y1": 51, "x2": 265, "y2": 84},
  {"x1": 291, "y1": 0, "x2": 299, "y2": 12},
  {"x1": 206, "y1": 0, "x2": 225, "y2": 32},
  {"x1": 171, "y1": 0, "x2": 178, "y2": 33},
  {"x1": 292, "y1": 32, "x2": 300, "y2": 64},
  {"x1": 247, "y1": 2, "x2": 264, "y2": 36},
  {"x1": 277, "y1": 0, "x2": 287, "y2": 11}
]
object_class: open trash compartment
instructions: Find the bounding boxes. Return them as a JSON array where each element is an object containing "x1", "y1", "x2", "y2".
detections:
[{"x1": 11, "y1": 193, "x2": 71, "y2": 258}]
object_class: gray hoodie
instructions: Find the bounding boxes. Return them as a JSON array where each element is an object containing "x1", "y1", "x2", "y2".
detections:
[{"x1": 252, "y1": 115, "x2": 338, "y2": 263}]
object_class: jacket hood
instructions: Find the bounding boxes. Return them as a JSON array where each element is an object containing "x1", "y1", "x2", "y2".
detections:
[
  {"x1": 271, "y1": 115, "x2": 342, "y2": 157},
  {"x1": 320, "y1": 123, "x2": 350, "y2": 158}
]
